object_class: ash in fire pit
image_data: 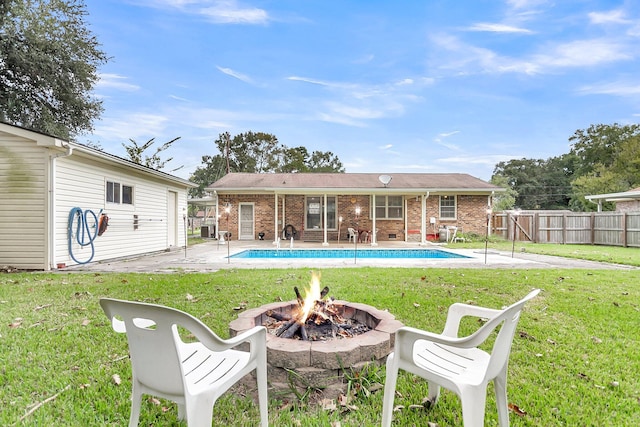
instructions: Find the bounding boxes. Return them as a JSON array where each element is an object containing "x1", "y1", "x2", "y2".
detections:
[{"x1": 266, "y1": 282, "x2": 371, "y2": 340}]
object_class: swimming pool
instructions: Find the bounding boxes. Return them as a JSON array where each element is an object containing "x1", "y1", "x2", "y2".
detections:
[{"x1": 230, "y1": 248, "x2": 469, "y2": 259}]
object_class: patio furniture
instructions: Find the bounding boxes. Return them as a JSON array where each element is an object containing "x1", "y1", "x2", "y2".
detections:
[
  {"x1": 347, "y1": 227, "x2": 357, "y2": 242},
  {"x1": 100, "y1": 298, "x2": 269, "y2": 427},
  {"x1": 381, "y1": 289, "x2": 540, "y2": 427}
]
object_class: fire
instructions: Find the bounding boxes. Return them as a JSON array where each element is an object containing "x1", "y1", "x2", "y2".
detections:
[{"x1": 300, "y1": 271, "x2": 322, "y2": 322}]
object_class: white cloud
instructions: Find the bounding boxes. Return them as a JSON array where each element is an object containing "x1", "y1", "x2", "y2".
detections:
[
  {"x1": 577, "y1": 81, "x2": 640, "y2": 96},
  {"x1": 216, "y1": 66, "x2": 254, "y2": 83},
  {"x1": 467, "y1": 23, "x2": 533, "y2": 33},
  {"x1": 589, "y1": 9, "x2": 629, "y2": 25},
  {"x1": 506, "y1": 0, "x2": 549, "y2": 11},
  {"x1": 432, "y1": 33, "x2": 632, "y2": 76},
  {"x1": 199, "y1": 2, "x2": 269, "y2": 24},
  {"x1": 93, "y1": 113, "x2": 169, "y2": 141},
  {"x1": 136, "y1": 0, "x2": 269, "y2": 24},
  {"x1": 287, "y1": 76, "x2": 336, "y2": 87},
  {"x1": 535, "y1": 39, "x2": 631, "y2": 68},
  {"x1": 439, "y1": 154, "x2": 516, "y2": 166},
  {"x1": 97, "y1": 74, "x2": 140, "y2": 92}
]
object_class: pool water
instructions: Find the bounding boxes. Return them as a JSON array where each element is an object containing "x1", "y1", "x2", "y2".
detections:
[{"x1": 230, "y1": 248, "x2": 469, "y2": 259}]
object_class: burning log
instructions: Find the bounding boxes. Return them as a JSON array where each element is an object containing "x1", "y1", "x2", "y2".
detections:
[
  {"x1": 275, "y1": 319, "x2": 297, "y2": 337},
  {"x1": 265, "y1": 273, "x2": 372, "y2": 341},
  {"x1": 280, "y1": 321, "x2": 302, "y2": 339},
  {"x1": 294, "y1": 286, "x2": 304, "y2": 306},
  {"x1": 320, "y1": 286, "x2": 329, "y2": 299},
  {"x1": 266, "y1": 310, "x2": 291, "y2": 321},
  {"x1": 300, "y1": 324, "x2": 309, "y2": 341}
]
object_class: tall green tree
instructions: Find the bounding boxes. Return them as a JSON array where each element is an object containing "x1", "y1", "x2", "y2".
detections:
[
  {"x1": 189, "y1": 154, "x2": 227, "y2": 198},
  {"x1": 214, "y1": 131, "x2": 281, "y2": 173},
  {"x1": 569, "y1": 132, "x2": 640, "y2": 211},
  {"x1": 0, "y1": 0, "x2": 108, "y2": 139},
  {"x1": 489, "y1": 175, "x2": 517, "y2": 211},
  {"x1": 278, "y1": 146, "x2": 345, "y2": 173},
  {"x1": 306, "y1": 150, "x2": 344, "y2": 172},
  {"x1": 568, "y1": 123, "x2": 640, "y2": 177},
  {"x1": 190, "y1": 131, "x2": 345, "y2": 194},
  {"x1": 491, "y1": 156, "x2": 573, "y2": 210},
  {"x1": 122, "y1": 137, "x2": 182, "y2": 171}
]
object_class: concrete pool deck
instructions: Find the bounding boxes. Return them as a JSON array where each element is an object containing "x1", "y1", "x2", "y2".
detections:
[{"x1": 64, "y1": 239, "x2": 638, "y2": 273}]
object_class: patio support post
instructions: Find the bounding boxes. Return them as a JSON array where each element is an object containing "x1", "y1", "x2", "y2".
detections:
[
  {"x1": 323, "y1": 193, "x2": 329, "y2": 246},
  {"x1": 273, "y1": 193, "x2": 278, "y2": 244},
  {"x1": 371, "y1": 194, "x2": 377, "y2": 246}
]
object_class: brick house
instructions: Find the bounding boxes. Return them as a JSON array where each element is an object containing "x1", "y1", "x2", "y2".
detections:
[{"x1": 201, "y1": 173, "x2": 502, "y2": 245}]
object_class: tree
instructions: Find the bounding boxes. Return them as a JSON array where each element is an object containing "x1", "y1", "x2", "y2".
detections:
[
  {"x1": 122, "y1": 137, "x2": 182, "y2": 171},
  {"x1": 189, "y1": 154, "x2": 227, "y2": 198},
  {"x1": 190, "y1": 131, "x2": 345, "y2": 193},
  {"x1": 278, "y1": 146, "x2": 345, "y2": 173},
  {"x1": 0, "y1": 0, "x2": 108, "y2": 139},
  {"x1": 306, "y1": 150, "x2": 345, "y2": 172},
  {"x1": 214, "y1": 131, "x2": 281, "y2": 173},
  {"x1": 490, "y1": 175, "x2": 517, "y2": 211},
  {"x1": 569, "y1": 133, "x2": 640, "y2": 211},
  {"x1": 568, "y1": 123, "x2": 640, "y2": 177},
  {"x1": 491, "y1": 156, "x2": 573, "y2": 210}
]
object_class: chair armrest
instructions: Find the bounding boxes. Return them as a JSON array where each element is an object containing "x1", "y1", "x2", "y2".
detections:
[
  {"x1": 442, "y1": 303, "x2": 502, "y2": 337},
  {"x1": 223, "y1": 326, "x2": 267, "y2": 349},
  {"x1": 195, "y1": 325, "x2": 267, "y2": 354},
  {"x1": 395, "y1": 326, "x2": 476, "y2": 361}
]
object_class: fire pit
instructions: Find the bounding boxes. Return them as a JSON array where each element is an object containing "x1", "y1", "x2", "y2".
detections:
[{"x1": 229, "y1": 273, "x2": 404, "y2": 398}]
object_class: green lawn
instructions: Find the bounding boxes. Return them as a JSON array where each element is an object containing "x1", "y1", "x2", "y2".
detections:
[{"x1": 2, "y1": 260, "x2": 639, "y2": 425}]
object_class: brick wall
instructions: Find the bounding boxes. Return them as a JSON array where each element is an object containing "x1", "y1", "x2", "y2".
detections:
[{"x1": 218, "y1": 193, "x2": 490, "y2": 241}]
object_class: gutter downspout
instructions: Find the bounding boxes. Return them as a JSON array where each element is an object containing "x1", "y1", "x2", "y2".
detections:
[{"x1": 50, "y1": 144, "x2": 73, "y2": 270}]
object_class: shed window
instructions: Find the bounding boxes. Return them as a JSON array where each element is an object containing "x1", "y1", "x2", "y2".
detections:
[
  {"x1": 439, "y1": 195, "x2": 456, "y2": 219},
  {"x1": 107, "y1": 181, "x2": 133, "y2": 205},
  {"x1": 374, "y1": 195, "x2": 403, "y2": 219}
]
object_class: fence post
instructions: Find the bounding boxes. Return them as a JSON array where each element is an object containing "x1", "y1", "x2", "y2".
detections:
[{"x1": 623, "y1": 212, "x2": 628, "y2": 247}]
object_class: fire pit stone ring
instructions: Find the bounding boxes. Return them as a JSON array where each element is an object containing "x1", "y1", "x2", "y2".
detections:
[{"x1": 229, "y1": 300, "x2": 404, "y2": 397}]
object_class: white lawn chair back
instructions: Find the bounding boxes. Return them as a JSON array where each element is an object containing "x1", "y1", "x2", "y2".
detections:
[{"x1": 100, "y1": 298, "x2": 269, "y2": 426}]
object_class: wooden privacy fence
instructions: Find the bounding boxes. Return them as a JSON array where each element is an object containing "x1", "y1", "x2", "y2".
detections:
[{"x1": 493, "y1": 211, "x2": 640, "y2": 248}]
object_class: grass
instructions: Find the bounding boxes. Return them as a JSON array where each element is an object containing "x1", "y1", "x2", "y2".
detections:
[{"x1": 1, "y1": 251, "x2": 639, "y2": 425}]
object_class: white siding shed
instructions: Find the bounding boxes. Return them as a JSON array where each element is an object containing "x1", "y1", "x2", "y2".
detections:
[{"x1": 0, "y1": 122, "x2": 195, "y2": 271}]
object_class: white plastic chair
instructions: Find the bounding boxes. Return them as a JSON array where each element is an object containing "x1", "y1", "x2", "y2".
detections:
[
  {"x1": 381, "y1": 289, "x2": 540, "y2": 427},
  {"x1": 100, "y1": 298, "x2": 269, "y2": 427},
  {"x1": 347, "y1": 227, "x2": 357, "y2": 243}
]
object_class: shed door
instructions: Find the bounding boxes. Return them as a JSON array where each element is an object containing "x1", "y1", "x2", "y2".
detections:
[{"x1": 239, "y1": 203, "x2": 254, "y2": 240}]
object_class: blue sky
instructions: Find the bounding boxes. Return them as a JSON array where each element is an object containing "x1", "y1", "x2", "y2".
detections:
[{"x1": 83, "y1": 0, "x2": 640, "y2": 181}]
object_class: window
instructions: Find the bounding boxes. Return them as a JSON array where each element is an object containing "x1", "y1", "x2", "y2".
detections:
[
  {"x1": 106, "y1": 181, "x2": 133, "y2": 205},
  {"x1": 374, "y1": 195, "x2": 403, "y2": 219},
  {"x1": 305, "y1": 196, "x2": 337, "y2": 229},
  {"x1": 440, "y1": 195, "x2": 456, "y2": 219}
]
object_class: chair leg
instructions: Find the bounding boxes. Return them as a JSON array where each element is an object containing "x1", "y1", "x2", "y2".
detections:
[
  {"x1": 177, "y1": 403, "x2": 186, "y2": 421},
  {"x1": 426, "y1": 381, "x2": 441, "y2": 406},
  {"x1": 128, "y1": 383, "x2": 142, "y2": 427},
  {"x1": 460, "y1": 386, "x2": 487, "y2": 427},
  {"x1": 381, "y1": 353, "x2": 399, "y2": 427},
  {"x1": 185, "y1": 396, "x2": 215, "y2": 427},
  {"x1": 257, "y1": 363, "x2": 269, "y2": 426},
  {"x1": 494, "y1": 372, "x2": 510, "y2": 427}
]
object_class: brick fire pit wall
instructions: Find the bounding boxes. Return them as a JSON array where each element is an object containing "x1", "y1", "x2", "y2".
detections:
[{"x1": 229, "y1": 300, "x2": 404, "y2": 398}]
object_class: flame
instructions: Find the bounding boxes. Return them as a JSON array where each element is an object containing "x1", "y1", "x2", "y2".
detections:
[{"x1": 300, "y1": 271, "x2": 322, "y2": 322}]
